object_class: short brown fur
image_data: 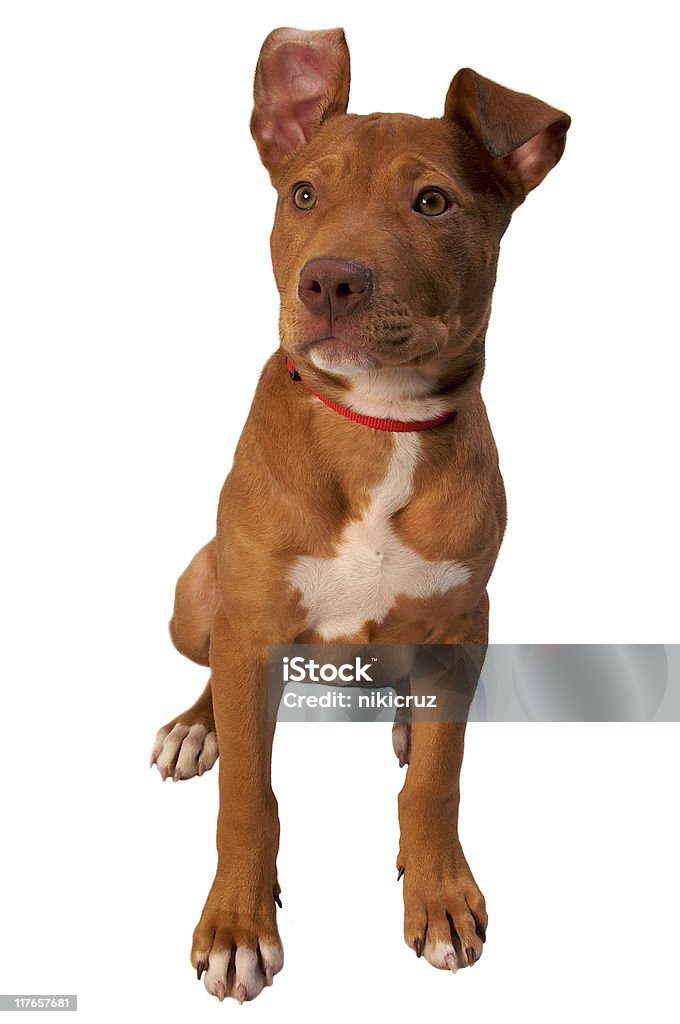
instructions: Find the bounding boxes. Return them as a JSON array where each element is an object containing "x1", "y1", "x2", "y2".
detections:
[{"x1": 152, "y1": 27, "x2": 569, "y2": 1002}]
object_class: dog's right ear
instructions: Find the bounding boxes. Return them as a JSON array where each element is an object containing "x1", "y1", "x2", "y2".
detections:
[{"x1": 250, "y1": 27, "x2": 350, "y2": 184}]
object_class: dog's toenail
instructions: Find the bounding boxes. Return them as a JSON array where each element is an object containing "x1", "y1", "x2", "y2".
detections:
[
  {"x1": 414, "y1": 937, "x2": 423, "y2": 958},
  {"x1": 465, "y1": 946, "x2": 477, "y2": 966},
  {"x1": 196, "y1": 959, "x2": 207, "y2": 980},
  {"x1": 445, "y1": 953, "x2": 458, "y2": 973},
  {"x1": 397, "y1": 866, "x2": 404, "y2": 880}
]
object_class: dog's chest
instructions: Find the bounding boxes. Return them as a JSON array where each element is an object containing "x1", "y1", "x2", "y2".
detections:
[{"x1": 287, "y1": 434, "x2": 469, "y2": 640}]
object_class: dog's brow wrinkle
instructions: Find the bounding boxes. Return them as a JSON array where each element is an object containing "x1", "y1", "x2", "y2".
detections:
[
  {"x1": 388, "y1": 153, "x2": 453, "y2": 181},
  {"x1": 303, "y1": 153, "x2": 349, "y2": 178}
]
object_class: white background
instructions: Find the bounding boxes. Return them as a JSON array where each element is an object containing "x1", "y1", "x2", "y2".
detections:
[{"x1": 1, "y1": 1, "x2": 678, "y2": 1021}]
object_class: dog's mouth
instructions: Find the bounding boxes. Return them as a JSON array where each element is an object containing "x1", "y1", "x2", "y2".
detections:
[
  {"x1": 303, "y1": 335, "x2": 377, "y2": 374},
  {"x1": 303, "y1": 334, "x2": 444, "y2": 373}
]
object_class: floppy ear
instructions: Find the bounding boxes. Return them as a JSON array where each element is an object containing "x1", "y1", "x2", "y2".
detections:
[
  {"x1": 445, "y1": 68, "x2": 570, "y2": 196},
  {"x1": 250, "y1": 27, "x2": 350, "y2": 183}
]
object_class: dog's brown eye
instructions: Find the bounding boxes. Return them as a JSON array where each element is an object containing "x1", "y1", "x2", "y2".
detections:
[
  {"x1": 293, "y1": 184, "x2": 317, "y2": 210},
  {"x1": 415, "y1": 188, "x2": 450, "y2": 216}
]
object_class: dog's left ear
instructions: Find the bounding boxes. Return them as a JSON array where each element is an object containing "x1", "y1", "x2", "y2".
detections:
[
  {"x1": 250, "y1": 27, "x2": 350, "y2": 184},
  {"x1": 445, "y1": 69, "x2": 570, "y2": 196}
]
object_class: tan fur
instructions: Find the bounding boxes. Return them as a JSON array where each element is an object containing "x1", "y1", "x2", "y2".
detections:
[
  {"x1": 153, "y1": 27, "x2": 569, "y2": 1002},
  {"x1": 169, "y1": 540, "x2": 218, "y2": 666}
]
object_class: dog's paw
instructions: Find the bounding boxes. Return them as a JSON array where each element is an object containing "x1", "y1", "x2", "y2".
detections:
[
  {"x1": 399, "y1": 845, "x2": 487, "y2": 972},
  {"x1": 150, "y1": 722, "x2": 218, "y2": 781},
  {"x1": 392, "y1": 721, "x2": 411, "y2": 767},
  {"x1": 192, "y1": 883, "x2": 283, "y2": 1002}
]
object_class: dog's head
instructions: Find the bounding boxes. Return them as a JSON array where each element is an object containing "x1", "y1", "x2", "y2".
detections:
[{"x1": 250, "y1": 28, "x2": 570, "y2": 390}]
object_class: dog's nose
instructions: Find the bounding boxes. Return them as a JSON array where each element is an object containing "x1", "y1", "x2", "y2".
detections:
[{"x1": 298, "y1": 258, "x2": 372, "y2": 318}]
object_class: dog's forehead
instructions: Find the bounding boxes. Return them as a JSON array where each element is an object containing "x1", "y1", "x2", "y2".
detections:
[{"x1": 279, "y1": 112, "x2": 468, "y2": 190}]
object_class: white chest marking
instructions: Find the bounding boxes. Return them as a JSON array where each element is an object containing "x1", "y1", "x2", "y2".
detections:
[{"x1": 288, "y1": 434, "x2": 470, "y2": 640}]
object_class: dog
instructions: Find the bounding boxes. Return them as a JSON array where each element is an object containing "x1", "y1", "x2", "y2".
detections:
[{"x1": 150, "y1": 26, "x2": 570, "y2": 1002}]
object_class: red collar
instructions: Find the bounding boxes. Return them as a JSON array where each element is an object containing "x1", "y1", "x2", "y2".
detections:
[{"x1": 285, "y1": 356, "x2": 455, "y2": 433}]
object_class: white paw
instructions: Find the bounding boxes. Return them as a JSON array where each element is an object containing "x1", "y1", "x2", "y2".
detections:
[
  {"x1": 196, "y1": 941, "x2": 283, "y2": 1003},
  {"x1": 423, "y1": 938, "x2": 461, "y2": 972},
  {"x1": 392, "y1": 720, "x2": 411, "y2": 767},
  {"x1": 150, "y1": 722, "x2": 218, "y2": 780}
]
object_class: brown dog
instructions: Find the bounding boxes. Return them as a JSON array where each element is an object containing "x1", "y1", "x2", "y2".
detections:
[{"x1": 150, "y1": 27, "x2": 569, "y2": 1002}]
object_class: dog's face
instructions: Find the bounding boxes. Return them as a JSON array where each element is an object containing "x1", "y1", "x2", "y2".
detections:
[
  {"x1": 268, "y1": 113, "x2": 510, "y2": 377},
  {"x1": 251, "y1": 29, "x2": 570, "y2": 383}
]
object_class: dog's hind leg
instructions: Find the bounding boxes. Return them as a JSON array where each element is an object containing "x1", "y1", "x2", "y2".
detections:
[
  {"x1": 169, "y1": 539, "x2": 218, "y2": 666},
  {"x1": 150, "y1": 540, "x2": 220, "y2": 780}
]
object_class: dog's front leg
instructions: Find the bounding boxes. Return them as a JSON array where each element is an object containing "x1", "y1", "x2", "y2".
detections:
[
  {"x1": 191, "y1": 609, "x2": 283, "y2": 1003},
  {"x1": 397, "y1": 602, "x2": 489, "y2": 973}
]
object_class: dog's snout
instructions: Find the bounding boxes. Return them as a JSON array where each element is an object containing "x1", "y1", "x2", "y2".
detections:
[{"x1": 298, "y1": 258, "x2": 372, "y2": 318}]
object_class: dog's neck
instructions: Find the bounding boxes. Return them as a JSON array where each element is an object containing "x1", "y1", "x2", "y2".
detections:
[
  {"x1": 343, "y1": 370, "x2": 456, "y2": 423},
  {"x1": 346, "y1": 357, "x2": 484, "y2": 423},
  {"x1": 295, "y1": 335, "x2": 486, "y2": 425}
]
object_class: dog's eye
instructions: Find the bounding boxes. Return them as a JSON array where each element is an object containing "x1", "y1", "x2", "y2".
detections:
[
  {"x1": 414, "y1": 189, "x2": 450, "y2": 217},
  {"x1": 293, "y1": 184, "x2": 318, "y2": 210}
]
